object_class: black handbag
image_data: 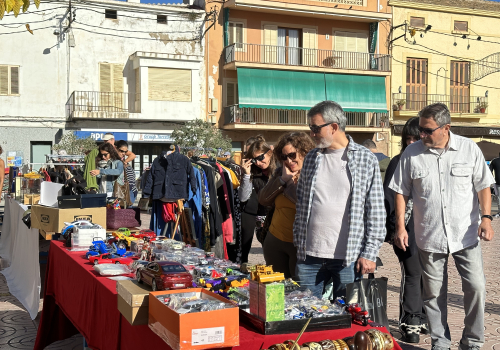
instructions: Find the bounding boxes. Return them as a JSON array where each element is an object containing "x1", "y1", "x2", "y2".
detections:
[
  {"x1": 346, "y1": 276, "x2": 390, "y2": 330},
  {"x1": 256, "y1": 207, "x2": 274, "y2": 245}
]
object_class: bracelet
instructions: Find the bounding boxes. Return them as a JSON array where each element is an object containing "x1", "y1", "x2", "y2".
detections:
[{"x1": 481, "y1": 214, "x2": 493, "y2": 221}]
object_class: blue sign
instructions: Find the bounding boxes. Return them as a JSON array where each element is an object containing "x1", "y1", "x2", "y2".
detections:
[{"x1": 74, "y1": 131, "x2": 128, "y2": 142}]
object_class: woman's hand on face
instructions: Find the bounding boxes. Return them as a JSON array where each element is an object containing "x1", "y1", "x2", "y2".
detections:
[
  {"x1": 281, "y1": 164, "x2": 298, "y2": 183},
  {"x1": 90, "y1": 169, "x2": 100, "y2": 176},
  {"x1": 242, "y1": 159, "x2": 252, "y2": 175}
]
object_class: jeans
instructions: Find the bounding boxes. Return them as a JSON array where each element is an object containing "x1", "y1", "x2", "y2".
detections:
[
  {"x1": 419, "y1": 242, "x2": 485, "y2": 349},
  {"x1": 263, "y1": 232, "x2": 297, "y2": 279},
  {"x1": 295, "y1": 255, "x2": 361, "y2": 299}
]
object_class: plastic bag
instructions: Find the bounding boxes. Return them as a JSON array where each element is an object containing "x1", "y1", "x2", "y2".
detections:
[{"x1": 93, "y1": 264, "x2": 132, "y2": 276}]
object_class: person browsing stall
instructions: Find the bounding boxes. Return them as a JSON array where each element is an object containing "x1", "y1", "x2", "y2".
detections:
[
  {"x1": 102, "y1": 133, "x2": 136, "y2": 166},
  {"x1": 258, "y1": 132, "x2": 315, "y2": 279},
  {"x1": 389, "y1": 103, "x2": 494, "y2": 350},
  {"x1": 90, "y1": 143, "x2": 125, "y2": 198},
  {"x1": 115, "y1": 140, "x2": 138, "y2": 205},
  {"x1": 294, "y1": 100, "x2": 386, "y2": 299}
]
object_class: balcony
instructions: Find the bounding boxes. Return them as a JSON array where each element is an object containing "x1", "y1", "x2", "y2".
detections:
[
  {"x1": 392, "y1": 93, "x2": 488, "y2": 116},
  {"x1": 223, "y1": 105, "x2": 388, "y2": 130},
  {"x1": 66, "y1": 91, "x2": 140, "y2": 121},
  {"x1": 224, "y1": 43, "x2": 391, "y2": 73}
]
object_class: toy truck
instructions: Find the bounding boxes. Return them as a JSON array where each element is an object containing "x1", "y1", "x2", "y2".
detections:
[{"x1": 250, "y1": 265, "x2": 285, "y2": 283}]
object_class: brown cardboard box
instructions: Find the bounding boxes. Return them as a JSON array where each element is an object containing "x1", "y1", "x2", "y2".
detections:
[
  {"x1": 31, "y1": 205, "x2": 106, "y2": 233},
  {"x1": 24, "y1": 194, "x2": 40, "y2": 205},
  {"x1": 118, "y1": 294, "x2": 150, "y2": 326}
]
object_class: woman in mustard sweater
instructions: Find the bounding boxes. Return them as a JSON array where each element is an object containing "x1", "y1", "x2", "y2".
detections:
[{"x1": 258, "y1": 132, "x2": 315, "y2": 279}]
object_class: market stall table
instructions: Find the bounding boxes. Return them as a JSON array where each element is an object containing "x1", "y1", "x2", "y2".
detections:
[
  {"x1": 0, "y1": 196, "x2": 41, "y2": 319},
  {"x1": 34, "y1": 241, "x2": 403, "y2": 350}
]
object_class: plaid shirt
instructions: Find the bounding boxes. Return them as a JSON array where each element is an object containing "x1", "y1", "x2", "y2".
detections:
[{"x1": 293, "y1": 135, "x2": 386, "y2": 264}]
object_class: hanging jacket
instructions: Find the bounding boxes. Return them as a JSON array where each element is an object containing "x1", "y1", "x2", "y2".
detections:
[
  {"x1": 143, "y1": 151, "x2": 197, "y2": 200},
  {"x1": 84, "y1": 148, "x2": 99, "y2": 190}
]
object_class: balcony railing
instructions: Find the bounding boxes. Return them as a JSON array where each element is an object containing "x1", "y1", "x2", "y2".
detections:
[
  {"x1": 224, "y1": 43, "x2": 391, "y2": 72},
  {"x1": 224, "y1": 105, "x2": 388, "y2": 128},
  {"x1": 393, "y1": 93, "x2": 488, "y2": 114},
  {"x1": 66, "y1": 91, "x2": 140, "y2": 120}
]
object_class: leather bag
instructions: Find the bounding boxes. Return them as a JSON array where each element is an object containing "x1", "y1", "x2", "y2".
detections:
[{"x1": 113, "y1": 169, "x2": 132, "y2": 208}]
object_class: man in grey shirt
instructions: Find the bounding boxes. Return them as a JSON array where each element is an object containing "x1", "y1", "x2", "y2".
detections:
[{"x1": 390, "y1": 103, "x2": 494, "y2": 350}]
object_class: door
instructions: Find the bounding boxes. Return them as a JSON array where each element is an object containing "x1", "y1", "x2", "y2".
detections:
[
  {"x1": 406, "y1": 58, "x2": 428, "y2": 111},
  {"x1": 132, "y1": 143, "x2": 171, "y2": 180},
  {"x1": 99, "y1": 63, "x2": 124, "y2": 112},
  {"x1": 31, "y1": 142, "x2": 52, "y2": 165},
  {"x1": 450, "y1": 61, "x2": 470, "y2": 113},
  {"x1": 277, "y1": 28, "x2": 301, "y2": 65}
]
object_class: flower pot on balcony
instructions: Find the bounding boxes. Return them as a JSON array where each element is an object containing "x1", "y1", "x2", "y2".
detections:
[
  {"x1": 393, "y1": 111, "x2": 400, "y2": 117},
  {"x1": 398, "y1": 105, "x2": 403, "y2": 111},
  {"x1": 480, "y1": 108, "x2": 486, "y2": 113}
]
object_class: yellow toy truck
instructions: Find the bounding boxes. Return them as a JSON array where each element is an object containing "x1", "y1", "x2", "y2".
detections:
[{"x1": 250, "y1": 265, "x2": 285, "y2": 283}]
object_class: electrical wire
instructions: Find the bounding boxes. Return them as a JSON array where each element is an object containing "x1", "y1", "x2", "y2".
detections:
[
  {"x1": 71, "y1": 26, "x2": 200, "y2": 41},
  {"x1": 75, "y1": 6, "x2": 204, "y2": 22},
  {"x1": 72, "y1": 20, "x2": 198, "y2": 35},
  {"x1": 0, "y1": 17, "x2": 57, "y2": 27},
  {"x1": 2, "y1": 6, "x2": 68, "y2": 16},
  {"x1": 392, "y1": 56, "x2": 500, "y2": 90},
  {"x1": 0, "y1": 25, "x2": 54, "y2": 35}
]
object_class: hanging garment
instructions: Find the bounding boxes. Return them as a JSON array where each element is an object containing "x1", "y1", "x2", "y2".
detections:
[
  {"x1": 187, "y1": 167, "x2": 203, "y2": 244},
  {"x1": 162, "y1": 202, "x2": 178, "y2": 223},
  {"x1": 84, "y1": 148, "x2": 99, "y2": 190},
  {"x1": 215, "y1": 163, "x2": 233, "y2": 256}
]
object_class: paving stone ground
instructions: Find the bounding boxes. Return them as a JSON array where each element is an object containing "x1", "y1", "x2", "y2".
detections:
[{"x1": 1, "y1": 197, "x2": 500, "y2": 349}]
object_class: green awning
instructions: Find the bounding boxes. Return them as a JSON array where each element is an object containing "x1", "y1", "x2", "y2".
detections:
[{"x1": 237, "y1": 68, "x2": 387, "y2": 112}]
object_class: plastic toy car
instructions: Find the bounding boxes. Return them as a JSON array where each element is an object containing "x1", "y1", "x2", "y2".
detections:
[
  {"x1": 130, "y1": 260, "x2": 149, "y2": 272},
  {"x1": 136, "y1": 261, "x2": 193, "y2": 291},
  {"x1": 131, "y1": 229, "x2": 156, "y2": 242},
  {"x1": 88, "y1": 253, "x2": 133, "y2": 266},
  {"x1": 198, "y1": 258, "x2": 208, "y2": 265},
  {"x1": 111, "y1": 232, "x2": 138, "y2": 250},
  {"x1": 177, "y1": 300, "x2": 209, "y2": 314},
  {"x1": 347, "y1": 303, "x2": 370, "y2": 326},
  {"x1": 114, "y1": 227, "x2": 131, "y2": 236}
]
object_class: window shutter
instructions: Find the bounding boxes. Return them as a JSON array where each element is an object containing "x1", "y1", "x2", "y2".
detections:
[
  {"x1": 0, "y1": 66, "x2": 8, "y2": 95},
  {"x1": 99, "y1": 63, "x2": 112, "y2": 92},
  {"x1": 10, "y1": 66, "x2": 19, "y2": 95},
  {"x1": 226, "y1": 82, "x2": 235, "y2": 106},
  {"x1": 346, "y1": 33, "x2": 357, "y2": 52},
  {"x1": 135, "y1": 68, "x2": 140, "y2": 101},
  {"x1": 356, "y1": 33, "x2": 368, "y2": 52},
  {"x1": 263, "y1": 25, "x2": 278, "y2": 63},
  {"x1": 335, "y1": 32, "x2": 347, "y2": 51},
  {"x1": 148, "y1": 68, "x2": 191, "y2": 102},
  {"x1": 228, "y1": 22, "x2": 234, "y2": 45},
  {"x1": 302, "y1": 28, "x2": 317, "y2": 66},
  {"x1": 112, "y1": 64, "x2": 124, "y2": 93},
  {"x1": 235, "y1": 23, "x2": 243, "y2": 44}
]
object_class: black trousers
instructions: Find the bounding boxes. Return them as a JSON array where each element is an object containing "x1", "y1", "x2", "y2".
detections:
[
  {"x1": 227, "y1": 212, "x2": 256, "y2": 263},
  {"x1": 393, "y1": 243, "x2": 426, "y2": 325}
]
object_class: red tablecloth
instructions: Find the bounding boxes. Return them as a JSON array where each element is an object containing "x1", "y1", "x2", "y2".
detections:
[{"x1": 35, "y1": 241, "x2": 403, "y2": 350}]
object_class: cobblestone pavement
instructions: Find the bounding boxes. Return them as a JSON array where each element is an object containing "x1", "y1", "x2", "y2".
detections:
[{"x1": 1, "y1": 199, "x2": 500, "y2": 349}]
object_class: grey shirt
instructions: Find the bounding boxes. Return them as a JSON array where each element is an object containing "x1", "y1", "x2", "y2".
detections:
[
  {"x1": 389, "y1": 132, "x2": 494, "y2": 254},
  {"x1": 306, "y1": 147, "x2": 352, "y2": 259}
]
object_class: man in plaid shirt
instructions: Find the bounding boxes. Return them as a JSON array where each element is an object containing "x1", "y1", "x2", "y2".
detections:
[{"x1": 293, "y1": 101, "x2": 386, "y2": 299}]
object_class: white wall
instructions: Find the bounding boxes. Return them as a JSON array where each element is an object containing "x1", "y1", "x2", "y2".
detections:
[{"x1": 0, "y1": 0, "x2": 206, "y2": 127}]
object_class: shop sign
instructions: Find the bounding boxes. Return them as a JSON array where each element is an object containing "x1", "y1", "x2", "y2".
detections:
[
  {"x1": 489, "y1": 129, "x2": 500, "y2": 136},
  {"x1": 74, "y1": 131, "x2": 128, "y2": 141},
  {"x1": 127, "y1": 133, "x2": 172, "y2": 142}
]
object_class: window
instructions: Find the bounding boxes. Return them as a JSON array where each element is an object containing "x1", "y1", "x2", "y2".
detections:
[
  {"x1": 225, "y1": 81, "x2": 238, "y2": 107},
  {"x1": 228, "y1": 22, "x2": 243, "y2": 49},
  {"x1": 231, "y1": 141, "x2": 242, "y2": 152},
  {"x1": 454, "y1": 20, "x2": 468, "y2": 32},
  {"x1": 99, "y1": 63, "x2": 123, "y2": 93},
  {"x1": 277, "y1": 27, "x2": 302, "y2": 65},
  {"x1": 410, "y1": 17, "x2": 425, "y2": 28},
  {"x1": 157, "y1": 15, "x2": 167, "y2": 24},
  {"x1": 148, "y1": 68, "x2": 191, "y2": 102},
  {"x1": 335, "y1": 31, "x2": 368, "y2": 52},
  {"x1": 105, "y1": 10, "x2": 117, "y2": 19},
  {"x1": 0, "y1": 65, "x2": 19, "y2": 96}
]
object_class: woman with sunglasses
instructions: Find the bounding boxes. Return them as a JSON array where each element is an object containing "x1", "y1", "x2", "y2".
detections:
[
  {"x1": 90, "y1": 143, "x2": 125, "y2": 198},
  {"x1": 235, "y1": 136, "x2": 276, "y2": 263},
  {"x1": 258, "y1": 132, "x2": 315, "y2": 279},
  {"x1": 383, "y1": 117, "x2": 427, "y2": 343},
  {"x1": 115, "y1": 140, "x2": 138, "y2": 205}
]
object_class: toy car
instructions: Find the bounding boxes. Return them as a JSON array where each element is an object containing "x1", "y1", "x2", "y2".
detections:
[
  {"x1": 114, "y1": 227, "x2": 131, "y2": 236},
  {"x1": 177, "y1": 300, "x2": 209, "y2": 314},
  {"x1": 136, "y1": 261, "x2": 193, "y2": 291},
  {"x1": 198, "y1": 258, "x2": 208, "y2": 265},
  {"x1": 347, "y1": 303, "x2": 370, "y2": 326},
  {"x1": 111, "y1": 232, "x2": 138, "y2": 250},
  {"x1": 131, "y1": 229, "x2": 156, "y2": 242},
  {"x1": 130, "y1": 260, "x2": 149, "y2": 272},
  {"x1": 88, "y1": 253, "x2": 133, "y2": 266}
]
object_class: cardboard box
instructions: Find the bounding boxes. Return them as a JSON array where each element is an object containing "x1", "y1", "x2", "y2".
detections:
[
  {"x1": 249, "y1": 280, "x2": 259, "y2": 316},
  {"x1": 116, "y1": 280, "x2": 152, "y2": 325},
  {"x1": 31, "y1": 205, "x2": 106, "y2": 233},
  {"x1": 257, "y1": 283, "x2": 284, "y2": 322},
  {"x1": 149, "y1": 289, "x2": 239, "y2": 350},
  {"x1": 118, "y1": 294, "x2": 150, "y2": 326},
  {"x1": 24, "y1": 194, "x2": 40, "y2": 205}
]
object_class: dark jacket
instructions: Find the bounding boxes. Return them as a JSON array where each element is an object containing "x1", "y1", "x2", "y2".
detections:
[{"x1": 143, "y1": 151, "x2": 197, "y2": 200}]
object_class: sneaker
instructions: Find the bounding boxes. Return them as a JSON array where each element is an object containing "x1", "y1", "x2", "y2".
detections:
[
  {"x1": 401, "y1": 314, "x2": 421, "y2": 343},
  {"x1": 420, "y1": 322, "x2": 429, "y2": 334}
]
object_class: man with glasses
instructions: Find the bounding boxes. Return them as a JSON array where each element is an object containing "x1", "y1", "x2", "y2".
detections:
[
  {"x1": 390, "y1": 103, "x2": 494, "y2": 350},
  {"x1": 293, "y1": 100, "x2": 386, "y2": 299}
]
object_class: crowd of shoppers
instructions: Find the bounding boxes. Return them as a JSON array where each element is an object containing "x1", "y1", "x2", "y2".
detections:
[{"x1": 238, "y1": 101, "x2": 494, "y2": 350}]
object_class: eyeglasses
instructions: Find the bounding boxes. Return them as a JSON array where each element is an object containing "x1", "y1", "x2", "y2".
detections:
[
  {"x1": 251, "y1": 152, "x2": 267, "y2": 164},
  {"x1": 280, "y1": 152, "x2": 297, "y2": 161},
  {"x1": 418, "y1": 125, "x2": 444, "y2": 136},
  {"x1": 118, "y1": 149, "x2": 128, "y2": 153},
  {"x1": 309, "y1": 122, "x2": 333, "y2": 134},
  {"x1": 100, "y1": 152, "x2": 110, "y2": 157}
]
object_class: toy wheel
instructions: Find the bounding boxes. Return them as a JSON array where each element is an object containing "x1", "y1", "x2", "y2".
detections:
[
  {"x1": 152, "y1": 279, "x2": 157, "y2": 291},
  {"x1": 117, "y1": 242, "x2": 127, "y2": 250},
  {"x1": 115, "y1": 261, "x2": 120, "y2": 264},
  {"x1": 93, "y1": 260, "x2": 99, "y2": 265},
  {"x1": 136, "y1": 270, "x2": 142, "y2": 283}
]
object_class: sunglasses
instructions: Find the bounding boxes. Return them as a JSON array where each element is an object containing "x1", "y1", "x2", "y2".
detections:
[
  {"x1": 100, "y1": 152, "x2": 110, "y2": 157},
  {"x1": 118, "y1": 149, "x2": 128, "y2": 153},
  {"x1": 280, "y1": 152, "x2": 297, "y2": 161},
  {"x1": 251, "y1": 152, "x2": 267, "y2": 164},
  {"x1": 418, "y1": 125, "x2": 444, "y2": 136},
  {"x1": 309, "y1": 122, "x2": 333, "y2": 134}
]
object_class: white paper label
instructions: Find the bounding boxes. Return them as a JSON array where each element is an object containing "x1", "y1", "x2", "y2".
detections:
[{"x1": 192, "y1": 326, "x2": 224, "y2": 346}]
